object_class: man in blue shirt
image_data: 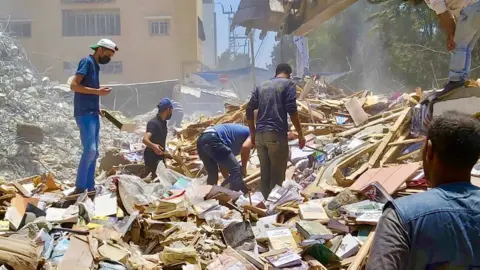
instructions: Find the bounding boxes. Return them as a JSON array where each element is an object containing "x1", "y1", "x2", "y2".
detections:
[
  {"x1": 367, "y1": 111, "x2": 480, "y2": 269},
  {"x1": 168, "y1": 100, "x2": 184, "y2": 128},
  {"x1": 197, "y1": 123, "x2": 253, "y2": 193},
  {"x1": 246, "y1": 63, "x2": 305, "y2": 198},
  {"x1": 70, "y1": 38, "x2": 118, "y2": 194}
]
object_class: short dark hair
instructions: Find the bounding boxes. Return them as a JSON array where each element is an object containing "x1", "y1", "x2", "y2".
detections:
[
  {"x1": 275, "y1": 63, "x2": 292, "y2": 77},
  {"x1": 427, "y1": 111, "x2": 480, "y2": 169}
]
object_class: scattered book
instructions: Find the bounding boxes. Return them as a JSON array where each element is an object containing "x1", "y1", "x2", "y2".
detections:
[
  {"x1": 327, "y1": 219, "x2": 350, "y2": 234},
  {"x1": 193, "y1": 199, "x2": 220, "y2": 219},
  {"x1": 296, "y1": 220, "x2": 334, "y2": 240},
  {"x1": 335, "y1": 234, "x2": 360, "y2": 259},
  {"x1": 265, "y1": 249, "x2": 302, "y2": 268},
  {"x1": 298, "y1": 200, "x2": 330, "y2": 223},
  {"x1": 356, "y1": 212, "x2": 382, "y2": 225},
  {"x1": 306, "y1": 243, "x2": 341, "y2": 265},
  {"x1": 266, "y1": 227, "x2": 298, "y2": 250},
  {"x1": 360, "y1": 181, "x2": 393, "y2": 203}
]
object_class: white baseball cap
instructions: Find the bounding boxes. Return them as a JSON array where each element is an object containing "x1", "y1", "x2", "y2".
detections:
[{"x1": 90, "y1": 38, "x2": 119, "y2": 51}]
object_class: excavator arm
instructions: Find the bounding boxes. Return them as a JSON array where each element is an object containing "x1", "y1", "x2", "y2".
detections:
[{"x1": 232, "y1": 0, "x2": 388, "y2": 38}]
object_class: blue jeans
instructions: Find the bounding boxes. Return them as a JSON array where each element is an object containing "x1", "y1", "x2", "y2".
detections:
[
  {"x1": 75, "y1": 114, "x2": 100, "y2": 192},
  {"x1": 197, "y1": 132, "x2": 247, "y2": 192},
  {"x1": 449, "y1": 1, "x2": 480, "y2": 81}
]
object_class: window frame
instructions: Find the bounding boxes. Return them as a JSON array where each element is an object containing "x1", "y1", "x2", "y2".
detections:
[
  {"x1": 62, "y1": 9, "x2": 121, "y2": 37},
  {"x1": 0, "y1": 20, "x2": 32, "y2": 38},
  {"x1": 149, "y1": 19, "x2": 170, "y2": 36}
]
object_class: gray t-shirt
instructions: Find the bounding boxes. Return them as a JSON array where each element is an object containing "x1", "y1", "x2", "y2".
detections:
[{"x1": 366, "y1": 206, "x2": 410, "y2": 270}]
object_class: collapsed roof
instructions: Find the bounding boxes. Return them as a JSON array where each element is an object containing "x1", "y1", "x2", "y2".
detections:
[{"x1": 231, "y1": 0, "x2": 359, "y2": 37}]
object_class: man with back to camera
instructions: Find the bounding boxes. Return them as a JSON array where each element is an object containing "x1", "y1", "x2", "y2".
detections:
[
  {"x1": 196, "y1": 123, "x2": 253, "y2": 193},
  {"x1": 405, "y1": 0, "x2": 480, "y2": 94},
  {"x1": 142, "y1": 98, "x2": 173, "y2": 179},
  {"x1": 366, "y1": 111, "x2": 480, "y2": 269},
  {"x1": 168, "y1": 99, "x2": 184, "y2": 129},
  {"x1": 245, "y1": 63, "x2": 306, "y2": 198},
  {"x1": 70, "y1": 38, "x2": 118, "y2": 194}
]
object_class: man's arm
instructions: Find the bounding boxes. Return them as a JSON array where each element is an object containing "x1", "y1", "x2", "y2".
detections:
[
  {"x1": 143, "y1": 122, "x2": 164, "y2": 156},
  {"x1": 426, "y1": 1, "x2": 456, "y2": 50},
  {"x1": 284, "y1": 82, "x2": 305, "y2": 148},
  {"x1": 366, "y1": 206, "x2": 410, "y2": 270},
  {"x1": 246, "y1": 87, "x2": 259, "y2": 146},
  {"x1": 70, "y1": 59, "x2": 110, "y2": 95},
  {"x1": 240, "y1": 137, "x2": 253, "y2": 176}
]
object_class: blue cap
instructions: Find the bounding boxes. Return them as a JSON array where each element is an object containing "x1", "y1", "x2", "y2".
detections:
[{"x1": 157, "y1": 98, "x2": 173, "y2": 112}]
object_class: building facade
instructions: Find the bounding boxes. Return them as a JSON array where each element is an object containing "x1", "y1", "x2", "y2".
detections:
[
  {"x1": 202, "y1": 0, "x2": 217, "y2": 69},
  {"x1": 0, "y1": 0, "x2": 204, "y2": 84}
]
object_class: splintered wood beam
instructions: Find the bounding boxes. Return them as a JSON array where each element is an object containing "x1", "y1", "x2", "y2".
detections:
[
  {"x1": 368, "y1": 108, "x2": 411, "y2": 168},
  {"x1": 338, "y1": 110, "x2": 404, "y2": 137},
  {"x1": 397, "y1": 149, "x2": 421, "y2": 161},
  {"x1": 388, "y1": 137, "x2": 425, "y2": 146},
  {"x1": 333, "y1": 141, "x2": 381, "y2": 187},
  {"x1": 380, "y1": 125, "x2": 410, "y2": 167}
]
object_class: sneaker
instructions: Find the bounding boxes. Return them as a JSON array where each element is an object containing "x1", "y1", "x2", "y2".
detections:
[{"x1": 441, "y1": 80, "x2": 466, "y2": 95}]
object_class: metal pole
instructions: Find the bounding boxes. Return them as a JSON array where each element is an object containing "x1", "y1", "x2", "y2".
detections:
[
  {"x1": 249, "y1": 29, "x2": 256, "y2": 87},
  {"x1": 280, "y1": 36, "x2": 284, "y2": 63}
]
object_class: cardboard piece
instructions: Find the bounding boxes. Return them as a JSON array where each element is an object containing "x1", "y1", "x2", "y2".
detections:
[
  {"x1": 350, "y1": 163, "x2": 421, "y2": 194},
  {"x1": 98, "y1": 243, "x2": 129, "y2": 264},
  {"x1": 57, "y1": 236, "x2": 93, "y2": 270},
  {"x1": 5, "y1": 194, "x2": 39, "y2": 230},
  {"x1": 94, "y1": 193, "x2": 118, "y2": 217}
]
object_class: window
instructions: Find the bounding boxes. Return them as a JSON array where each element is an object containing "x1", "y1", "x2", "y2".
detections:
[
  {"x1": 150, "y1": 20, "x2": 170, "y2": 36},
  {"x1": 101, "y1": 61, "x2": 122, "y2": 74},
  {"x1": 63, "y1": 61, "x2": 123, "y2": 75},
  {"x1": 62, "y1": 9, "x2": 120, "y2": 36},
  {"x1": 0, "y1": 21, "x2": 32, "y2": 37},
  {"x1": 62, "y1": 0, "x2": 115, "y2": 3}
]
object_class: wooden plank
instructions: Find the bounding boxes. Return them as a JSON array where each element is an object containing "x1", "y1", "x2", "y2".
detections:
[
  {"x1": 338, "y1": 111, "x2": 403, "y2": 137},
  {"x1": 332, "y1": 141, "x2": 381, "y2": 187},
  {"x1": 368, "y1": 108, "x2": 411, "y2": 168},
  {"x1": 396, "y1": 149, "x2": 421, "y2": 161},
  {"x1": 388, "y1": 138, "x2": 424, "y2": 146},
  {"x1": 367, "y1": 107, "x2": 405, "y2": 122},
  {"x1": 345, "y1": 97, "x2": 369, "y2": 126},
  {"x1": 297, "y1": 101, "x2": 325, "y2": 122},
  {"x1": 349, "y1": 163, "x2": 421, "y2": 194},
  {"x1": 379, "y1": 126, "x2": 409, "y2": 167},
  {"x1": 347, "y1": 232, "x2": 375, "y2": 270}
]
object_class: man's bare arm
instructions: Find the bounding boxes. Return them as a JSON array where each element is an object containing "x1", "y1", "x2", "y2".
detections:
[
  {"x1": 241, "y1": 137, "x2": 253, "y2": 175},
  {"x1": 143, "y1": 132, "x2": 159, "y2": 149},
  {"x1": 70, "y1": 74, "x2": 101, "y2": 95},
  {"x1": 289, "y1": 112, "x2": 303, "y2": 136}
]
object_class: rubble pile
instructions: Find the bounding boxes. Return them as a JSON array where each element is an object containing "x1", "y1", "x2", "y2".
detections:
[
  {"x1": 0, "y1": 32, "x2": 141, "y2": 181},
  {"x1": 4, "y1": 33, "x2": 480, "y2": 269},
  {"x1": 0, "y1": 72, "x2": 441, "y2": 270}
]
